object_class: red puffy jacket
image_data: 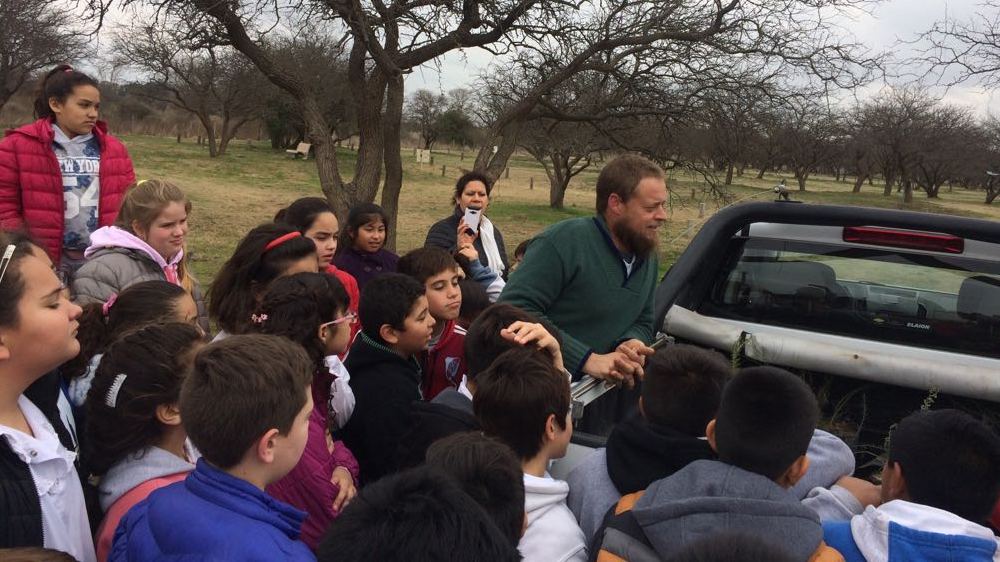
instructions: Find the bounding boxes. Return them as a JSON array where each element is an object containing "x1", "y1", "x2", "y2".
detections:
[{"x1": 0, "y1": 117, "x2": 135, "y2": 264}]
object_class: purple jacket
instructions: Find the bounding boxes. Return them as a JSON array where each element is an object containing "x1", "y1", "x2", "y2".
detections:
[
  {"x1": 333, "y1": 247, "x2": 398, "y2": 291},
  {"x1": 266, "y1": 372, "x2": 360, "y2": 551}
]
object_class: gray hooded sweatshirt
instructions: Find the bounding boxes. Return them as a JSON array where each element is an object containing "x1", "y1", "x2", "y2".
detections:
[
  {"x1": 99, "y1": 446, "x2": 196, "y2": 511},
  {"x1": 624, "y1": 459, "x2": 825, "y2": 561}
]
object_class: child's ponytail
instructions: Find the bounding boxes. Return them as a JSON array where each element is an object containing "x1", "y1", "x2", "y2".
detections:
[{"x1": 64, "y1": 281, "x2": 189, "y2": 381}]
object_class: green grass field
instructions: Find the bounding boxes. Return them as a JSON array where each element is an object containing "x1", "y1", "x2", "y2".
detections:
[{"x1": 124, "y1": 135, "x2": 1000, "y2": 285}]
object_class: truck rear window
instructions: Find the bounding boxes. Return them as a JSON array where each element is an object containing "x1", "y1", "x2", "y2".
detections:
[{"x1": 699, "y1": 238, "x2": 1000, "y2": 358}]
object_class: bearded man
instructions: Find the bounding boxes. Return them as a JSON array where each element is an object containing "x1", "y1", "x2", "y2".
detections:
[{"x1": 499, "y1": 154, "x2": 668, "y2": 387}]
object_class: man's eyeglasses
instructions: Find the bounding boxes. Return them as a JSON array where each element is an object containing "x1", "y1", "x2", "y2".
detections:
[
  {"x1": 320, "y1": 312, "x2": 357, "y2": 331},
  {"x1": 0, "y1": 244, "x2": 16, "y2": 288}
]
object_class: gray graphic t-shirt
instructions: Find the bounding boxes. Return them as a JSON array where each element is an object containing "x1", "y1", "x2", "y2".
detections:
[{"x1": 53, "y1": 124, "x2": 101, "y2": 251}]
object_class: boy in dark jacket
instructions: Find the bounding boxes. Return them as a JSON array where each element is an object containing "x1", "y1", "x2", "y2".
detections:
[
  {"x1": 395, "y1": 303, "x2": 562, "y2": 470},
  {"x1": 340, "y1": 274, "x2": 435, "y2": 484},
  {"x1": 567, "y1": 344, "x2": 728, "y2": 539},
  {"x1": 570, "y1": 346, "x2": 859, "y2": 541},
  {"x1": 592, "y1": 367, "x2": 843, "y2": 562},
  {"x1": 110, "y1": 335, "x2": 315, "y2": 561}
]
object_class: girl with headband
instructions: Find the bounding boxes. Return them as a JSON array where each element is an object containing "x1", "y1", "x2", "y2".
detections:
[{"x1": 207, "y1": 222, "x2": 318, "y2": 340}]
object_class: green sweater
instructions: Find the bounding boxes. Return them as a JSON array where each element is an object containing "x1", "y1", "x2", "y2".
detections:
[{"x1": 499, "y1": 215, "x2": 657, "y2": 376}]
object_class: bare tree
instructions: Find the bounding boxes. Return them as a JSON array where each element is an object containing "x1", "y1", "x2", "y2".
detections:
[
  {"x1": 93, "y1": 0, "x2": 546, "y2": 249},
  {"x1": 259, "y1": 32, "x2": 357, "y2": 150},
  {"x1": 446, "y1": 88, "x2": 475, "y2": 116},
  {"x1": 471, "y1": 0, "x2": 882, "y2": 180},
  {"x1": 701, "y1": 91, "x2": 766, "y2": 185},
  {"x1": 854, "y1": 90, "x2": 937, "y2": 202},
  {"x1": 915, "y1": 2, "x2": 1000, "y2": 89},
  {"x1": 0, "y1": 0, "x2": 88, "y2": 111},
  {"x1": 406, "y1": 89, "x2": 445, "y2": 149},
  {"x1": 113, "y1": 24, "x2": 261, "y2": 156},
  {"x1": 520, "y1": 119, "x2": 603, "y2": 208},
  {"x1": 777, "y1": 101, "x2": 840, "y2": 191},
  {"x1": 912, "y1": 104, "x2": 981, "y2": 198}
]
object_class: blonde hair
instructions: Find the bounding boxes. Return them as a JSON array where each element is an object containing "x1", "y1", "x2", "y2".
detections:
[{"x1": 116, "y1": 179, "x2": 197, "y2": 293}]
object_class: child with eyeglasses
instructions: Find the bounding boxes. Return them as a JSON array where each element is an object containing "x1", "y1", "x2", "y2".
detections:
[{"x1": 249, "y1": 272, "x2": 359, "y2": 550}]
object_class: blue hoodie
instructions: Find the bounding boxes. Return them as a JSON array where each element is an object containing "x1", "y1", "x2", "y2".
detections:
[
  {"x1": 109, "y1": 459, "x2": 314, "y2": 561},
  {"x1": 824, "y1": 500, "x2": 1000, "y2": 562}
]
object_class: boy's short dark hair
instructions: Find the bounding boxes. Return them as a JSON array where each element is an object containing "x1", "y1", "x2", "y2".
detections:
[
  {"x1": 464, "y1": 303, "x2": 557, "y2": 381},
  {"x1": 180, "y1": 335, "x2": 313, "y2": 469},
  {"x1": 714, "y1": 367, "x2": 818, "y2": 481},
  {"x1": 888, "y1": 409, "x2": 1000, "y2": 523},
  {"x1": 399, "y1": 247, "x2": 459, "y2": 285},
  {"x1": 317, "y1": 466, "x2": 520, "y2": 562},
  {"x1": 642, "y1": 345, "x2": 732, "y2": 437},
  {"x1": 425, "y1": 432, "x2": 526, "y2": 546},
  {"x1": 474, "y1": 346, "x2": 570, "y2": 461},
  {"x1": 358, "y1": 273, "x2": 426, "y2": 338}
]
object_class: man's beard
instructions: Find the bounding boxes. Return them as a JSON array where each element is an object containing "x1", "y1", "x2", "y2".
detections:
[{"x1": 611, "y1": 219, "x2": 657, "y2": 259}]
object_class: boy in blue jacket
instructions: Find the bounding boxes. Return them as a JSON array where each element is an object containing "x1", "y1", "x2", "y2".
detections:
[
  {"x1": 824, "y1": 409, "x2": 1000, "y2": 561},
  {"x1": 110, "y1": 335, "x2": 316, "y2": 561}
]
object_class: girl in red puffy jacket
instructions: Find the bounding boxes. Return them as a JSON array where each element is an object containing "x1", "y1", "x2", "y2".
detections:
[{"x1": 0, "y1": 65, "x2": 135, "y2": 279}]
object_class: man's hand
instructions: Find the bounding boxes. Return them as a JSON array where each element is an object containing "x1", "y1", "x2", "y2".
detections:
[
  {"x1": 583, "y1": 351, "x2": 643, "y2": 388},
  {"x1": 501, "y1": 321, "x2": 564, "y2": 372},
  {"x1": 616, "y1": 339, "x2": 655, "y2": 368}
]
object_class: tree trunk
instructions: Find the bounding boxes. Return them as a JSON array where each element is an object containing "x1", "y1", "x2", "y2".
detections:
[
  {"x1": 474, "y1": 122, "x2": 523, "y2": 180},
  {"x1": 796, "y1": 171, "x2": 808, "y2": 191},
  {"x1": 550, "y1": 178, "x2": 569, "y2": 209},
  {"x1": 300, "y1": 97, "x2": 350, "y2": 220},
  {"x1": 380, "y1": 75, "x2": 405, "y2": 252},
  {"x1": 547, "y1": 156, "x2": 569, "y2": 209},
  {"x1": 756, "y1": 164, "x2": 769, "y2": 179},
  {"x1": 219, "y1": 113, "x2": 252, "y2": 157},
  {"x1": 904, "y1": 180, "x2": 914, "y2": 204},
  {"x1": 882, "y1": 171, "x2": 895, "y2": 196},
  {"x1": 852, "y1": 174, "x2": 867, "y2": 193},
  {"x1": 196, "y1": 112, "x2": 219, "y2": 157},
  {"x1": 724, "y1": 163, "x2": 734, "y2": 186}
]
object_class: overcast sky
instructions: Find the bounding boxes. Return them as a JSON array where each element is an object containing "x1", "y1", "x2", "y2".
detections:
[
  {"x1": 91, "y1": 1, "x2": 1000, "y2": 115},
  {"x1": 405, "y1": 1, "x2": 1000, "y2": 115}
]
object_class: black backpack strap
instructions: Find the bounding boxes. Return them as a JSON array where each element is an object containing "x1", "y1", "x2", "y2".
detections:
[{"x1": 589, "y1": 491, "x2": 658, "y2": 562}]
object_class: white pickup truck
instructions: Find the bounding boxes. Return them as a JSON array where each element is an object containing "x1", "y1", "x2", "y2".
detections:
[{"x1": 561, "y1": 201, "x2": 1000, "y2": 476}]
